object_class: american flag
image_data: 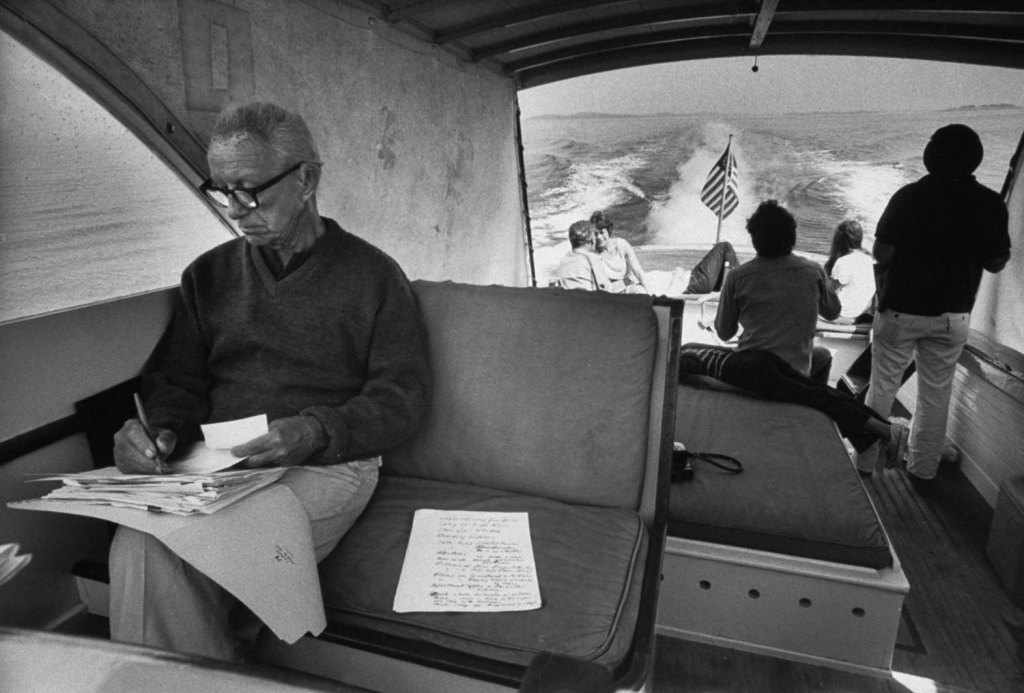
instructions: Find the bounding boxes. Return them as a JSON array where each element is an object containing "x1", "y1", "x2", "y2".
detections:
[{"x1": 700, "y1": 144, "x2": 739, "y2": 220}]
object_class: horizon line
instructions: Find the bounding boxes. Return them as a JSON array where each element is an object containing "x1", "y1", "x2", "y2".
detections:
[{"x1": 525, "y1": 103, "x2": 1021, "y2": 119}]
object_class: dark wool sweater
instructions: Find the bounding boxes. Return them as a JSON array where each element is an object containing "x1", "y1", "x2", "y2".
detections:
[{"x1": 142, "y1": 218, "x2": 431, "y2": 465}]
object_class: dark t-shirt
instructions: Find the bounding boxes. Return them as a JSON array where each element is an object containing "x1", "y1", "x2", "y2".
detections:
[{"x1": 875, "y1": 173, "x2": 1009, "y2": 315}]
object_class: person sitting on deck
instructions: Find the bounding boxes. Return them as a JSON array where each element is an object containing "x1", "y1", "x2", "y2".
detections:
[
  {"x1": 715, "y1": 199, "x2": 841, "y2": 384},
  {"x1": 680, "y1": 344, "x2": 908, "y2": 475},
  {"x1": 823, "y1": 219, "x2": 876, "y2": 324},
  {"x1": 556, "y1": 220, "x2": 614, "y2": 291},
  {"x1": 590, "y1": 210, "x2": 651, "y2": 294},
  {"x1": 681, "y1": 240, "x2": 740, "y2": 294}
]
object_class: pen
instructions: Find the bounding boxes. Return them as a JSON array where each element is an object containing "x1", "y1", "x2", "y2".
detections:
[{"x1": 133, "y1": 392, "x2": 164, "y2": 467}]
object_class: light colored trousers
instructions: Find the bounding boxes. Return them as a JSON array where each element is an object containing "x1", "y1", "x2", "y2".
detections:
[
  {"x1": 109, "y1": 458, "x2": 379, "y2": 661},
  {"x1": 855, "y1": 310, "x2": 969, "y2": 479}
]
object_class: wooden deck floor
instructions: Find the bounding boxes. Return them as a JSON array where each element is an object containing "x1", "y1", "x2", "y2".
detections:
[{"x1": 653, "y1": 462, "x2": 1024, "y2": 692}]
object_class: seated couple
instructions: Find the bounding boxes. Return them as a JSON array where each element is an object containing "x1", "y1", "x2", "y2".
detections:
[{"x1": 556, "y1": 214, "x2": 737, "y2": 296}]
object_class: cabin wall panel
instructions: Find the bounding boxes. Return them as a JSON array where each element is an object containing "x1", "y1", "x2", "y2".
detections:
[
  {"x1": 50, "y1": 0, "x2": 527, "y2": 286},
  {"x1": 972, "y1": 128, "x2": 1024, "y2": 355},
  {"x1": 0, "y1": 291, "x2": 174, "y2": 442},
  {"x1": 0, "y1": 437, "x2": 110, "y2": 628},
  {"x1": 948, "y1": 366, "x2": 1024, "y2": 506},
  {"x1": 0, "y1": 290, "x2": 172, "y2": 627}
]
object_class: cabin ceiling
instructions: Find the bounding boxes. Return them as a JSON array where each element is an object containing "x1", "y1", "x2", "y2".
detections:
[{"x1": 341, "y1": 0, "x2": 1024, "y2": 88}]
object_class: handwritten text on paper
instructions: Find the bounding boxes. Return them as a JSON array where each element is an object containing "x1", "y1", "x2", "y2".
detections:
[{"x1": 393, "y1": 509, "x2": 542, "y2": 613}]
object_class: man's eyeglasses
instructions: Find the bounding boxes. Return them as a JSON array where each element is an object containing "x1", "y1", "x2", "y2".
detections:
[{"x1": 200, "y1": 162, "x2": 303, "y2": 210}]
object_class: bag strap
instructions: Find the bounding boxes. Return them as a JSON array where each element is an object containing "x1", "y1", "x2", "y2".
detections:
[
  {"x1": 687, "y1": 451, "x2": 744, "y2": 473},
  {"x1": 671, "y1": 443, "x2": 743, "y2": 482}
]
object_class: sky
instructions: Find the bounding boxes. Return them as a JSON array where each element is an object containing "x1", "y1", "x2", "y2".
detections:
[{"x1": 517, "y1": 55, "x2": 1024, "y2": 116}]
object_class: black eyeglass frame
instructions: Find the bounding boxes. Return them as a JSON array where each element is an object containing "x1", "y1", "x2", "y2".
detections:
[{"x1": 200, "y1": 162, "x2": 303, "y2": 210}]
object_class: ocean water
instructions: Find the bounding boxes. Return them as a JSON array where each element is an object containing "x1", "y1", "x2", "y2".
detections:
[
  {"x1": 0, "y1": 31, "x2": 229, "y2": 324},
  {"x1": 522, "y1": 109, "x2": 1023, "y2": 286}
]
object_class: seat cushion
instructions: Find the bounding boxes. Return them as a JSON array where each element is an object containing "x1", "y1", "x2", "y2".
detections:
[
  {"x1": 319, "y1": 475, "x2": 648, "y2": 667},
  {"x1": 669, "y1": 385, "x2": 892, "y2": 569},
  {"x1": 385, "y1": 281, "x2": 657, "y2": 509}
]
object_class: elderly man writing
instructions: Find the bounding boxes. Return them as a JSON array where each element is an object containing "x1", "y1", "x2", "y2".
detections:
[{"x1": 110, "y1": 102, "x2": 431, "y2": 661}]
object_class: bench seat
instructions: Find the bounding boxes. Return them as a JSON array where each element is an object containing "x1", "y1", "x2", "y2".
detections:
[
  {"x1": 319, "y1": 475, "x2": 647, "y2": 667},
  {"x1": 257, "y1": 281, "x2": 682, "y2": 692},
  {"x1": 657, "y1": 382, "x2": 908, "y2": 675},
  {"x1": 668, "y1": 385, "x2": 891, "y2": 569}
]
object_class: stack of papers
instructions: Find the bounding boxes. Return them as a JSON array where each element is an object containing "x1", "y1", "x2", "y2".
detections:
[
  {"x1": 29, "y1": 464, "x2": 286, "y2": 515},
  {"x1": 26, "y1": 414, "x2": 282, "y2": 515},
  {"x1": 0, "y1": 543, "x2": 32, "y2": 588}
]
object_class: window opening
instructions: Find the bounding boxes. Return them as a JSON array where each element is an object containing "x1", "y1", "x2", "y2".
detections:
[{"x1": 0, "y1": 29, "x2": 229, "y2": 324}]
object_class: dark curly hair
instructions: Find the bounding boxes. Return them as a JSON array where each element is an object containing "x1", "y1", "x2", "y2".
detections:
[
  {"x1": 568, "y1": 220, "x2": 595, "y2": 249},
  {"x1": 589, "y1": 210, "x2": 614, "y2": 233},
  {"x1": 746, "y1": 200, "x2": 796, "y2": 258}
]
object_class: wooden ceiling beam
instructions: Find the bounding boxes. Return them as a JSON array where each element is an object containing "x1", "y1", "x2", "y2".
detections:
[{"x1": 749, "y1": 0, "x2": 779, "y2": 49}]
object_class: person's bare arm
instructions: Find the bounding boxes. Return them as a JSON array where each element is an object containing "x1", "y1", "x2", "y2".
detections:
[{"x1": 623, "y1": 243, "x2": 650, "y2": 291}]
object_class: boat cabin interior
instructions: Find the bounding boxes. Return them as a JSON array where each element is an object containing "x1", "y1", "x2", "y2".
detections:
[{"x1": 2, "y1": 1, "x2": 1023, "y2": 692}]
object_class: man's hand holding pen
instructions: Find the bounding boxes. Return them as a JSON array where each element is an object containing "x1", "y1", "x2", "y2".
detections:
[{"x1": 112, "y1": 394, "x2": 177, "y2": 475}]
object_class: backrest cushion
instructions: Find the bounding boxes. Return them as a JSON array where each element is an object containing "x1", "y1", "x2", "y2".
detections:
[{"x1": 384, "y1": 281, "x2": 657, "y2": 509}]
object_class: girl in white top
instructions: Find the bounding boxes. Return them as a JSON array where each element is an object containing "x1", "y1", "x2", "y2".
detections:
[
  {"x1": 825, "y1": 220, "x2": 876, "y2": 321},
  {"x1": 590, "y1": 210, "x2": 651, "y2": 294}
]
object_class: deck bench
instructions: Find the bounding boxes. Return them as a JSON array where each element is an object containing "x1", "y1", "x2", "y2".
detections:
[
  {"x1": 67, "y1": 281, "x2": 681, "y2": 691},
  {"x1": 656, "y1": 376, "x2": 909, "y2": 676},
  {"x1": 257, "y1": 281, "x2": 682, "y2": 692}
]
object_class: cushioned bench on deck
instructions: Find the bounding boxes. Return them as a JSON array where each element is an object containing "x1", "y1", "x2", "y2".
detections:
[
  {"x1": 657, "y1": 379, "x2": 908, "y2": 674},
  {"x1": 258, "y1": 281, "x2": 681, "y2": 692},
  {"x1": 668, "y1": 384, "x2": 892, "y2": 569},
  {"x1": 320, "y1": 476, "x2": 646, "y2": 665}
]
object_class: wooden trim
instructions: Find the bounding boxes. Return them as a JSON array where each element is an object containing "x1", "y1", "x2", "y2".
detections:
[
  {"x1": 316, "y1": 624, "x2": 525, "y2": 687},
  {"x1": 962, "y1": 329, "x2": 1024, "y2": 406},
  {"x1": 0, "y1": 415, "x2": 81, "y2": 467},
  {"x1": 750, "y1": 0, "x2": 780, "y2": 49}
]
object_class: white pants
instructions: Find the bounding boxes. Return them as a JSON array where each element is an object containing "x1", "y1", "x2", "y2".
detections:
[
  {"x1": 855, "y1": 310, "x2": 969, "y2": 479},
  {"x1": 109, "y1": 459, "x2": 380, "y2": 661}
]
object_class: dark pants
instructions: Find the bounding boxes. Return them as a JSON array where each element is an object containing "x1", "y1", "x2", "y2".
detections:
[
  {"x1": 716, "y1": 349, "x2": 886, "y2": 452},
  {"x1": 809, "y1": 346, "x2": 833, "y2": 385},
  {"x1": 685, "y1": 241, "x2": 739, "y2": 294}
]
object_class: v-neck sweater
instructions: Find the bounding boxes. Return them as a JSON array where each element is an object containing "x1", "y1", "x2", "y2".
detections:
[{"x1": 143, "y1": 219, "x2": 431, "y2": 465}]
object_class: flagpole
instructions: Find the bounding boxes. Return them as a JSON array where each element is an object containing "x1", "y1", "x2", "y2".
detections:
[{"x1": 715, "y1": 134, "x2": 733, "y2": 245}]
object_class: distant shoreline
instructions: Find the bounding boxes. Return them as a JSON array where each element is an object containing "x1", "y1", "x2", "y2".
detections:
[{"x1": 527, "y1": 104, "x2": 1021, "y2": 120}]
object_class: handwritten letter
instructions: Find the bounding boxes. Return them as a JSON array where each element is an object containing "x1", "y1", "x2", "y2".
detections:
[{"x1": 393, "y1": 509, "x2": 542, "y2": 613}]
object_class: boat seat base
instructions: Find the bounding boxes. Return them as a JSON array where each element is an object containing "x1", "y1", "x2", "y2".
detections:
[
  {"x1": 659, "y1": 383, "x2": 908, "y2": 674},
  {"x1": 657, "y1": 537, "x2": 908, "y2": 677}
]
